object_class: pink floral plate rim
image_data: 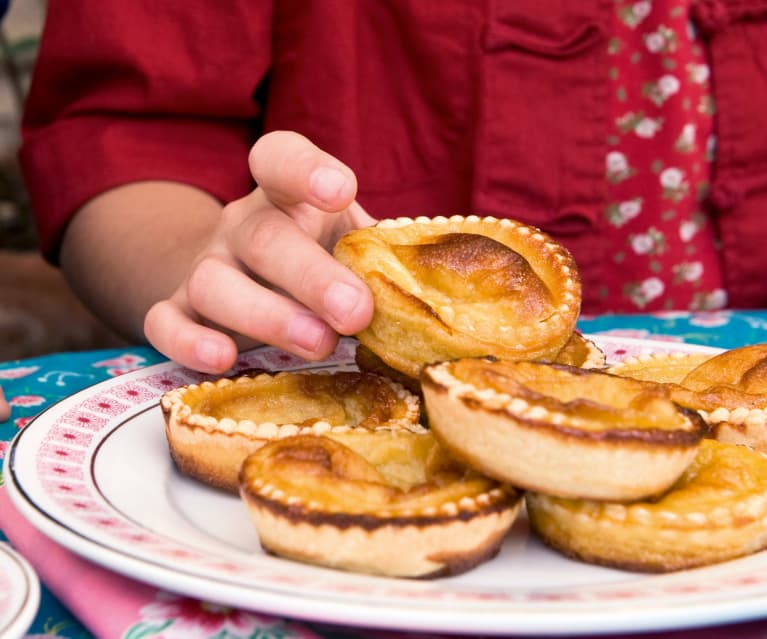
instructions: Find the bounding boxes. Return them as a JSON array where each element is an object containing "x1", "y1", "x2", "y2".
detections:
[
  {"x1": 0, "y1": 542, "x2": 40, "y2": 639},
  {"x1": 11, "y1": 335, "x2": 767, "y2": 637}
]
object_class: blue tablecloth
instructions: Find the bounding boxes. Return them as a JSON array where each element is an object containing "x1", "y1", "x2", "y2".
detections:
[{"x1": 3, "y1": 309, "x2": 767, "y2": 638}]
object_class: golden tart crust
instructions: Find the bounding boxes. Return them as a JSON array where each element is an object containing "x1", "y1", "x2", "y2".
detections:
[
  {"x1": 333, "y1": 215, "x2": 581, "y2": 380},
  {"x1": 606, "y1": 351, "x2": 716, "y2": 384},
  {"x1": 421, "y1": 358, "x2": 706, "y2": 501},
  {"x1": 239, "y1": 432, "x2": 521, "y2": 578},
  {"x1": 552, "y1": 331, "x2": 605, "y2": 369},
  {"x1": 161, "y1": 370, "x2": 422, "y2": 493},
  {"x1": 605, "y1": 344, "x2": 767, "y2": 451},
  {"x1": 526, "y1": 439, "x2": 767, "y2": 572},
  {"x1": 677, "y1": 344, "x2": 767, "y2": 451}
]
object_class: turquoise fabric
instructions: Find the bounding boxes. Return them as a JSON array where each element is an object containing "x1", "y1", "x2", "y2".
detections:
[{"x1": 577, "y1": 310, "x2": 767, "y2": 349}]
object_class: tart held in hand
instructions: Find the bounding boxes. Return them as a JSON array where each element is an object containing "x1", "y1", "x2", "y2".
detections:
[
  {"x1": 333, "y1": 215, "x2": 582, "y2": 381},
  {"x1": 239, "y1": 431, "x2": 522, "y2": 578}
]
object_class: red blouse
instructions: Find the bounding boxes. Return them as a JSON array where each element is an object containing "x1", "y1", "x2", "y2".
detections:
[{"x1": 19, "y1": 0, "x2": 767, "y2": 313}]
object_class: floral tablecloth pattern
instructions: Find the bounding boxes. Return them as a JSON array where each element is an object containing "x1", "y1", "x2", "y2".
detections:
[{"x1": 3, "y1": 310, "x2": 767, "y2": 639}]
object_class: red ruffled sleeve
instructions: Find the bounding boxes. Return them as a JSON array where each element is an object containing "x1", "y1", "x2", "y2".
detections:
[{"x1": 19, "y1": 1, "x2": 272, "y2": 262}]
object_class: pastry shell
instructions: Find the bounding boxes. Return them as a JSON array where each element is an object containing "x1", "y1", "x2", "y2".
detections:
[
  {"x1": 161, "y1": 370, "x2": 422, "y2": 493},
  {"x1": 606, "y1": 345, "x2": 767, "y2": 451},
  {"x1": 677, "y1": 344, "x2": 767, "y2": 451},
  {"x1": 239, "y1": 432, "x2": 521, "y2": 578},
  {"x1": 421, "y1": 358, "x2": 707, "y2": 501},
  {"x1": 526, "y1": 439, "x2": 767, "y2": 572},
  {"x1": 606, "y1": 351, "x2": 715, "y2": 384},
  {"x1": 333, "y1": 215, "x2": 581, "y2": 379},
  {"x1": 552, "y1": 331, "x2": 605, "y2": 369}
]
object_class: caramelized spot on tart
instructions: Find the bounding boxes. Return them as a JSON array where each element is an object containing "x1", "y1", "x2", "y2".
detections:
[{"x1": 392, "y1": 233, "x2": 553, "y2": 318}]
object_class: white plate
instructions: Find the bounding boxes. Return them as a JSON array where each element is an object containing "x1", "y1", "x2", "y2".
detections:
[
  {"x1": 9, "y1": 335, "x2": 767, "y2": 637},
  {"x1": 0, "y1": 542, "x2": 40, "y2": 639}
]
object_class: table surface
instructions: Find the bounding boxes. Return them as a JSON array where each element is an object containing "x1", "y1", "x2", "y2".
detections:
[{"x1": 4, "y1": 309, "x2": 767, "y2": 639}]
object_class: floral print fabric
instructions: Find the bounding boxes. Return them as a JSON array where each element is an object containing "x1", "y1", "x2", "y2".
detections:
[{"x1": 603, "y1": 0, "x2": 727, "y2": 311}]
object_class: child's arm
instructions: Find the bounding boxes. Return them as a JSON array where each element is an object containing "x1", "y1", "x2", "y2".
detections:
[{"x1": 60, "y1": 131, "x2": 375, "y2": 374}]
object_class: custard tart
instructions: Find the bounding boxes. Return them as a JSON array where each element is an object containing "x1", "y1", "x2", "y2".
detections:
[
  {"x1": 333, "y1": 215, "x2": 581, "y2": 380},
  {"x1": 161, "y1": 370, "x2": 421, "y2": 493},
  {"x1": 605, "y1": 344, "x2": 767, "y2": 451},
  {"x1": 527, "y1": 439, "x2": 767, "y2": 572},
  {"x1": 421, "y1": 358, "x2": 706, "y2": 501},
  {"x1": 240, "y1": 431, "x2": 521, "y2": 578},
  {"x1": 676, "y1": 344, "x2": 767, "y2": 451}
]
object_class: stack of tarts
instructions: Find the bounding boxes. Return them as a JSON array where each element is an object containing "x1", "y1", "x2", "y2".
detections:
[
  {"x1": 160, "y1": 216, "x2": 767, "y2": 580},
  {"x1": 421, "y1": 353, "x2": 767, "y2": 573},
  {"x1": 162, "y1": 367, "x2": 522, "y2": 578}
]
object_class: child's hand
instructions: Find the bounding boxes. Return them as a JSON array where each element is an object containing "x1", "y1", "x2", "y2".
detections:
[
  {"x1": 0, "y1": 386, "x2": 9, "y2": 423},
  {"x1": 143, "y1": 131, "x2": 376, "y2": 374}
]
